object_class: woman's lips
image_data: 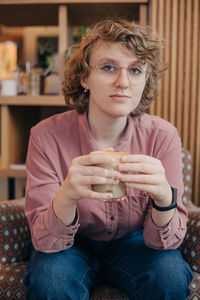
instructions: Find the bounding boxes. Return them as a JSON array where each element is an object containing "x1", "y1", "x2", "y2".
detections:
[{"x1": 109, "y1": 94, "x2": 130, "y2": 102}]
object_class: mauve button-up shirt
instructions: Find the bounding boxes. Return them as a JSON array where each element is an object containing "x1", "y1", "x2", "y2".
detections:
[{"x1": 25, "y1": 110, "x2": 187, "y2": 253}]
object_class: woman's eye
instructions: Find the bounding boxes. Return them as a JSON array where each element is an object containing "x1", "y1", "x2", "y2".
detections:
[
  {"x1": 129, "y1": 67, "x2": 142, "y2": 75},
  {"x1": 100, "y1": 65, "x2": 116, "y2": 72}
]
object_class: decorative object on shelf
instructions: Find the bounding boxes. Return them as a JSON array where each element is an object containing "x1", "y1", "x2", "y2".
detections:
[
  {"x1": 9, "y1": 164, "x2": 26, "y2": 170},
  {"x1": 0, "y1": 41, "x2": 19, "y2": 96},
  {"x1": 18, "y1": 71, "x2": 29, "y2": 95},
  {"x1": 0, "y1": 78, "x2": 18, "y2": 96},
  {"x1": 43, "y1": 73, "x2": 59, "y2": 95},
  {"x1": 0, "y1": 41, "x2": 17, "y2": 80},
  {"x1": 43, "y1": 53, "x2": 59, "y2": 95},
  {"x1": 28, "y1": 68, "x2": 42, "y2": 96}
]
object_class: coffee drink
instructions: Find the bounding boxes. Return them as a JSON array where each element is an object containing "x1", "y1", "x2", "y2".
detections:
[{"x1": 90, "y1": 151, "x2": 128, "y2": 199}]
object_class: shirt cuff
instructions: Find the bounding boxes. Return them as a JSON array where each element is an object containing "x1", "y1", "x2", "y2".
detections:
[
  {"x1": 144, "y1": 209, "x2": 186, "y2": 249},
  {"x1": 44, "y1": 202, "x2": 80, "y2": 240}
]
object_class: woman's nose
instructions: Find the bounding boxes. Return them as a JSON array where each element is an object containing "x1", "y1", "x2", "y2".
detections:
[{"x1": 114, "y1": 67, "x2": 130, "y2": 88}]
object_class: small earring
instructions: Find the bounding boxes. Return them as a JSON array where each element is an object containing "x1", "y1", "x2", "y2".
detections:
[{"x1": 84, "y1": 88, "x2": 88, "y2": 93}]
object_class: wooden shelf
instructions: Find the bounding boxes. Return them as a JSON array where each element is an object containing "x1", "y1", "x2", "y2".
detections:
[
  {"x1": 0, "y1": 168, "x2": 26, "y2": 178},
  {"x1": 0, "y1": 1, "x2": 145, "y2": 26},
  {"x1": 0, "y1": 95, "x2": 66, "y2": 106},
  {"x1": 0, "y1": 0, "x2": 148, "y2": 4}
]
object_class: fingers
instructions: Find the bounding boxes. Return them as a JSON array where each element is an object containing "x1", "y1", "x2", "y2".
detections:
[
  {"x1": 120, "y1": 173, "x2": 162, "y2": 185},
  {"x1": 79, "y1": 165, "x2": 120, "y2": 178},
  {"x1": 117, "y1": 154, "x2": 171, "y2": 204},
  {"x1": 103, "y1": 147, "x2": 114, "y2": 152},
  {"x1": 78, "y1": 174, "x2": 120, "y2": 186},
  {"x1": 125, "y1": 182, "x2": 158, "y2": 193},
  {"x1": 80, "y1": 188, "x2": 125, "y2": 202},
  {"x1": 120, "y1": 154, "x2": 160, "y2": 164},
  {"x1": 66, "y1": 154, "x2": 122, "y2": 202},
  {"x1": 118, "y1": 162, "x2": 162, "y2": 174},
  {"x1": 73, "y1": 153, "x2": 116, "y2": 167},
  {"x1": 118, "y1": 154, "x2": 164, "y2": 176},
  {"x1": 80, "y1": 188, "x2": 114, "y2": 201}
]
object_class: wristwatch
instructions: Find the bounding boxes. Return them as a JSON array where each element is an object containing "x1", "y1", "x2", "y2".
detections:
[{"x1": 152, "y1": 187, "x2": 177, "y2": 211}]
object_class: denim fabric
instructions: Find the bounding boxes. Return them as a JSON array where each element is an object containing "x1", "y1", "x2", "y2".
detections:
[{"x1": 24, "y1": 230, "x2": 193, "y2": 300}]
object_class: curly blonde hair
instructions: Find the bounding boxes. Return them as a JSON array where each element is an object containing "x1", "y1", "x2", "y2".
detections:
[{"x1": 63, "y1": 18, "x2": 164, "y2": 116}]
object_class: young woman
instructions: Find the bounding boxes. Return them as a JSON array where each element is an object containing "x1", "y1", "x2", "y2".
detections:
[{"x1": 24, "y1": 18, "x2": 193, "y2": 299}]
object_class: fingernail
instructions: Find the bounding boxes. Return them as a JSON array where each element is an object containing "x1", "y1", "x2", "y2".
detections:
[
  {"x1": 106, "y1": 193, "x2": 113, "y2": 199},
  {"x1": 113, "y1": 178, "x2": 119, "y2": 184},
  {"x1": 117, "y1": 197, "x2": 125, "y2": 202}
]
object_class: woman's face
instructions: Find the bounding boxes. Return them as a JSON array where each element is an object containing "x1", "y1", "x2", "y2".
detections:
[{"x1": 81, "y1": 41, "x2": 147, "y2": 119}]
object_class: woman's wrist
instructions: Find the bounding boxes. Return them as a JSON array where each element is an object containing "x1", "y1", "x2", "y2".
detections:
[
  {"x1": 152, "y1": 187, "x2": 177, "y2": 211},
  {"x1": 53, "y1": 188, "x2": 77, "y2": 226}
]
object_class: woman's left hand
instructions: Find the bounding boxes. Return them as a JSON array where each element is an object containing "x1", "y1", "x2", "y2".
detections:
[{"x1": 118, "y1": 154, "x2": 172, "y2": 207}]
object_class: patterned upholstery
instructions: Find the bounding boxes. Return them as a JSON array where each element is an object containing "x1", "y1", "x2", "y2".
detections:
[
  {"x1": 188, "y1": 272, "x2": 200, "y2": 300},
  {"x1": 182, "y1": 149, "x2": 193, "y2": 205},
  {"x1": 91, "y1": 286, "x2": 128, "y2": 299},
  {"x1": 181, "y1": 211, "x2": 200, "y2": 274},
  {"x1": 0, "y1": 199, "x2": 31, "y2": 265},
  {"x1": 0, "y1": 262, "x2": 27, "y2": 300},
  {"x1": 0, "y1": 148, "x2": 199, "y2": 299}
]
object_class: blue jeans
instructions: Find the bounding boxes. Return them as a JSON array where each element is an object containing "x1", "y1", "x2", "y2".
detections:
[{"x1": 24, "y1": 230, "x2": 193, "y2": 300}]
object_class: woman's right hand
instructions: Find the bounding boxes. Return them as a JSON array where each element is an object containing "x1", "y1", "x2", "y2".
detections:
[
  {"x1": 53, "y1": 152, "x2": 121, "y2": 226},
  {"x1": 61, "y1": 153, "x2": 121, "y2": 204}
]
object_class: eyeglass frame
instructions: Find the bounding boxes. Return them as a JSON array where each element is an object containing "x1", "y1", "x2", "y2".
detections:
[{"x1": 89, "y1": 62, "x2": 148, "y2": 83}]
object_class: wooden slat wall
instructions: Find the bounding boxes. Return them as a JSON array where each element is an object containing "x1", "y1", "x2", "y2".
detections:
[{"x1": 149, "y1": 0, "x2": 200, "y2": 205}]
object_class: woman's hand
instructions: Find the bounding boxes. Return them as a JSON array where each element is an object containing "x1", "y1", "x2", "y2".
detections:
[
  {"x1": 53, "y1": 152, "x2": 121, "y2": 226},
  {"x1": 118, "y1": 154, "x2": 172, "y2": 207},
  {"x1": 60, "y1": 153, "x2": 121, "y2": 204}
]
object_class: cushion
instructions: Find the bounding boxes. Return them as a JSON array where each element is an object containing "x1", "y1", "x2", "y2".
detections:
[
  {"x1": 0, "y1": 199, "x2": 31, "y2": 265},
  {"x1": 0, "y1": 261, "x2": 27, "y2": 300},
  {"x1": 187, "y1": 272, "x2": 200, "y2": 300},
  {"x1": 181, "y1": 211, "x2": 200, "y2": 273},
  {"x1": 91, "y1": 286, "x2": 128, "y2": 299}
]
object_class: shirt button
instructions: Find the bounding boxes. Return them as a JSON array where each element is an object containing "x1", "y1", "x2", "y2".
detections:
[
  {"x1": 163, "y1": 230, "x2": 169, "y2": 235},
  {"x1": 68, "y1": 233, "x2": 73, "y2": 236},
  {"x1": 110, "y1": 216, "x2": 115, "y2": 221},
  {"x1": 66, "y1": 242, "x2": 71, "y2": 246}
]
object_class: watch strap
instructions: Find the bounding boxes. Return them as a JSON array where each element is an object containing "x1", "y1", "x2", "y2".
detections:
[{"x1": 152, "y1": 187, "x2": 177, "y2": 211}]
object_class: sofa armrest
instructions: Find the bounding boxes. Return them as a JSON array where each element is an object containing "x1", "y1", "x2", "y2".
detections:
[
  {"x1": 181, "y1": 208, "x2": 200, "y2": 273},
  {"x1": 0, "y1": 198, "x2": 31, "y2": 265}
]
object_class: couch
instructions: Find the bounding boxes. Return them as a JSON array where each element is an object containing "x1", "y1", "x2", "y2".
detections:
[{"x1": 0, "y1": 148, "x2": 199, "y2": 300}]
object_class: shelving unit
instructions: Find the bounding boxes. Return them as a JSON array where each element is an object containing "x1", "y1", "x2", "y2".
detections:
[
  {"x1": 0, "y1": 95, "x2": 65, "y2": 106},
  {"x1": 0, "y1": 0, "x2": 148, "y2": 198}
]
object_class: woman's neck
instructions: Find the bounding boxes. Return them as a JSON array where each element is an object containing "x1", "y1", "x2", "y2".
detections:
[{"x1": 88, "y1": 110, "x2": 128, "y2": 150}]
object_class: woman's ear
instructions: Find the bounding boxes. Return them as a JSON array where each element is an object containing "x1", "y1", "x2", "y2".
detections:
[{"x1": 80, "y1": 77, "x2": 88, "y2": 90}]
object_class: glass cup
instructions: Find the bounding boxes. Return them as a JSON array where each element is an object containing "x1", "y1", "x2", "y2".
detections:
[{"x1": 90, "y1": 151, "x2": 128, "y2": 199}]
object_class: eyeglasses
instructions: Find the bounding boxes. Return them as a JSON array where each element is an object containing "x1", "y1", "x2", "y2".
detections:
[{"x1": 90, "y1": 63, "x2": 148, "y2": 84}]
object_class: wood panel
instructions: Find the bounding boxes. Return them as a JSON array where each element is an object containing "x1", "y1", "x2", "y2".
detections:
[
  {"x1": 149, "y1": 0, "x2": 200, "y2": 205},
  {"x1": 58, "y1": 5, "x2": 68, "y2": 94}
]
